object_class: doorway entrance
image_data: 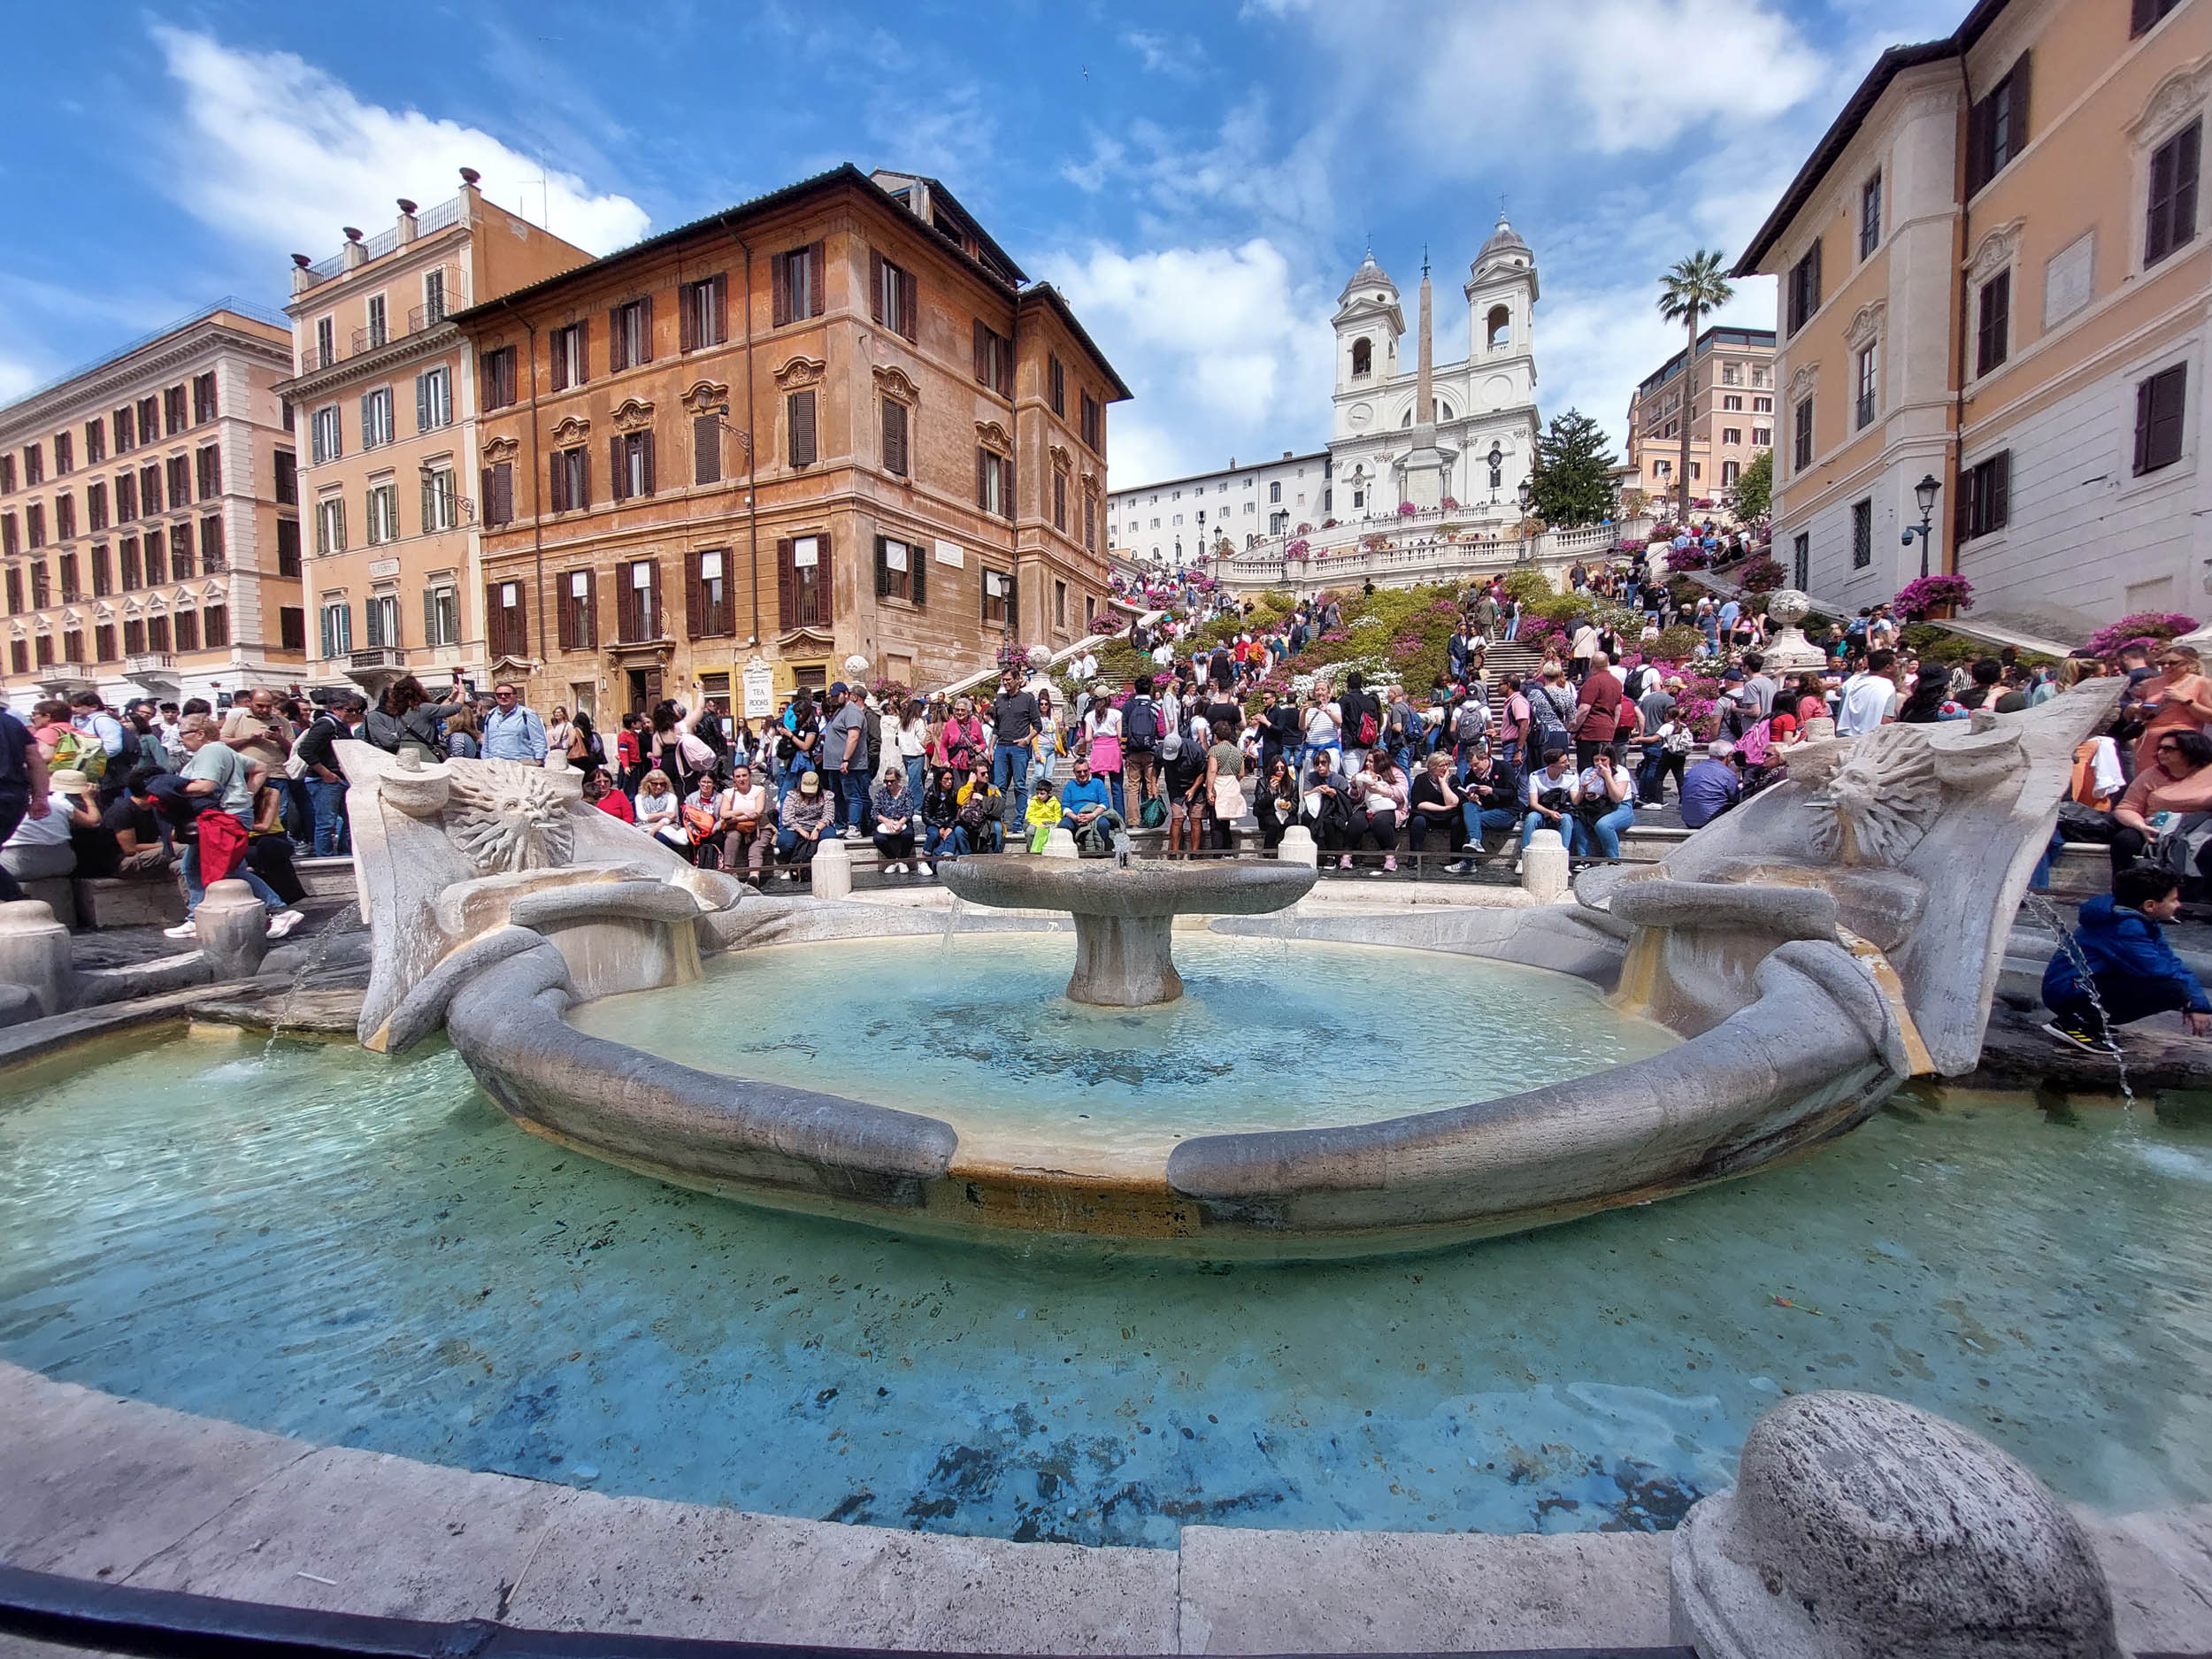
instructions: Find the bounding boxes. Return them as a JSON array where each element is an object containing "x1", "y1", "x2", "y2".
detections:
[{"x1": 626, "y1": 665, "x2": 664, "y2": 715}]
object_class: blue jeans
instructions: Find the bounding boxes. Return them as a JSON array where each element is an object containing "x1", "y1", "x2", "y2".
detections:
[
  {"x1": 993, "y1": 743, "x2": 1032, "y2": 826},
  {"x1": 1522, "y1": 810, "x2": 1570, "y2": 849},
  {"x1": 1463, "y1": 804, "x2": 1517, "y2": 846},
  {"x1": 775, "y1": 827, "x2": 821, "y2": 870},
  {"x1": 1575, "y1": 802, "x2": 1637, "y2": 858},
  {"x1": 308, "y1": 777, "x2": 349, "y2": 857},
  {"x1": 904, "y1": 755, "x2": 927, "y2": 803},
  {"x1": 832, "y1": 771, "x2": 866, "y2": 833},
  {"x1": 182, "y1": 841, "x2": 285, "y2": 915},
  {"x1": 926, "y1": 824, "x2": 969, "y2": 860}
]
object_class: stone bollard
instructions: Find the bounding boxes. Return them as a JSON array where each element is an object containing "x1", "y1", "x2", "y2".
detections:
[
  {"x1": 1277, "y1": 826, "x2": 1318, "y2": 869},
  {"x1": 195, "y1": 880, "x2": 273, "y2": 981},
  {"x1": 1041, "y1": 828, "x2": 1079, "y2": 860},
  {"x1": 0, "y1": 898, "x2": 76, "y2": 1017},
  {"x1": 1521, "y1": 827, "x2": 1570, "y2": 902},
  {"x1": 1671, "y1": 1390, "x2": 2121, "y2": 1659},
  {"x1": 810, "y1": 835, "x2": 853, "y2": 900}
]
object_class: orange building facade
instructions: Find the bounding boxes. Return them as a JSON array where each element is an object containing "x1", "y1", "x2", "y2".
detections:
[
  {"x1": 452, "y1": 165, "x2": 1128, "y2": 724},
  {"x1": 1624, "y1": 325, "x2": 1777, "y2": 510}
]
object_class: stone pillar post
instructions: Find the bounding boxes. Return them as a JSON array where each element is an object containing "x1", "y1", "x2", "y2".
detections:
[
  {"x1": 810, "y1": 836, "x2": 853, "y2": 900},
  {"x1": 1521, "y1": 826, "x2": 1570, "y2": 902},
  {"x1": 1277, "y1": 826, "x2": 1318, "y2": 868},
  {"x1": 196, "y1": 880, "x2": 272, "y2": 981},
  {"x1": 0, "y1": 899, "x2": 76, "y2": 1017},
  {"x1": 1671, "y1": 1391, "x2": 2121, "y2": 1659},
  {"x1": 1041, "y1": 828, "x2": 1079, "y2": 860}
]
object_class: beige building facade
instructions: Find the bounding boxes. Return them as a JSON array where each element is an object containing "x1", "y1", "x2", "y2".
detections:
[
  {"x1": 0, "y1": 303, "x2": 302, "y2": 709},
  {"x1": 1624, "y1": 325, "x2": 1776, "y2": 509},
  {"x1": 1736, "y1": 0, "x2": 2212, "y2": 634},
  {"x1": 454, "y1": 165, "x2": 1127, "y2": 721},
  {"x1": 276, "y1": 174, "x2": 593, "y2": 699}
]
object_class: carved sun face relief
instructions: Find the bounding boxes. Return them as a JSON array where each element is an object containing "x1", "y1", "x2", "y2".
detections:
[{"x1": 442, "y1": 759, "x2": 575, "y2": 873}]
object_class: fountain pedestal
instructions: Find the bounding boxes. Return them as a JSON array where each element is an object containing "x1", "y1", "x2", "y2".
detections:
[{"x1": 938, "y1": 855, "x2": 1316, "y2": 1007}]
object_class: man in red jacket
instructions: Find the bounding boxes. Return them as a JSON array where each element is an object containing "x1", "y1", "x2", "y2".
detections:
[{"x1": 1571, "y1": 652, "x2": 1624, "y2": 771}]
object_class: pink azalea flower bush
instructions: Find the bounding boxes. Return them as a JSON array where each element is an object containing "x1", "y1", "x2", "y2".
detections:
[
  {"x1": 1285, "y1": 539, "x2": 1312, "y2": 559},
  {"x1": 2085, "y1": 611, "x2": 2197, "y2": 659},
  {"x1": 1893, "y1": 575, "x2": 1974, "y2": 618},
  {"x1": 1397, "y1": 501, "x2": 1418, "y2": 517},
  {"x1": 1440, "y1": 495, "x2": 1459, "y2": 511}
]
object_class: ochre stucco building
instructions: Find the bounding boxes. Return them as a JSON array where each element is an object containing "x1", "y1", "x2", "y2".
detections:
[{"x1": 451, "y1": 165, "x2": 1129, "y2": 723}]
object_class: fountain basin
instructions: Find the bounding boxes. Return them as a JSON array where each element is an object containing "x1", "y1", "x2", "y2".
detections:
[{"x1": 936, "y1": 856, "x2": 1317, "y2": 1007}]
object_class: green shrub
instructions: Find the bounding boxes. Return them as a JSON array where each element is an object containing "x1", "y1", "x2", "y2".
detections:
[
  {"x1": 1656, "y1": 624, "x2": 1705, "y2": 661},
  {"x1": 1502, "y1": 568, "x2": 1557, "y2": 606}
]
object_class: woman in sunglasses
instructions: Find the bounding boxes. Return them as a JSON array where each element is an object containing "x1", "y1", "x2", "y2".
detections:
[{"x1": 2110, "y1": 726, "x2": 2212, "y2": 889}]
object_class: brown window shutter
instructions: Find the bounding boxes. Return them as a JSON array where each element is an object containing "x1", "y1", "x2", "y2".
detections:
[
  {"x1": 789, "y1": 390, "x2": 817, "y2": 467},
  {"x1": 695, "y1": 413, "x2": 720, "y2": 485},
  {"x1": 714, "y1": 273, "x2": 729, "y2": 344},
  {"x1": 513, "y1": 582, "x2": 528, "y2": 656},
  {"x1": 579, "y1": 449, "x2": 590, "y2": 511},
  {"x1": 777, "y1": 538, "x2": 795, "y2": 630},
  {"x1": 818, "y1": 533, "x2": 833, "y2": 618},
  {"x1": 639, "y1": 296, "x2": 655, "y2": 363},
  {"x1": 582, "y1": 572, "x2": 596, "y2": 648},
  {"x1": 487, "y1": 584, "x2": 503, "y2": 654},
  {"x1": 493, "y1": 463, "x2": 514, "y2": 525},
  {"x1": 869, "y1": 251, "x2": 885, "y2": 324},
  {"x1": 1002, "y1": 457, "x2": 1015, "y2": 521},
  {"x1": 557, "y1": 577, "x2": 573, "y2": 650},
  {"x1": 550, "y1": 334, "x2": 569, "y2": 393},
  {"x1": 875, "y1": 534, "x2": 889, "y2": 599},
  {"x1": 973, "y1": 319, "x2": 987, "y2": 382},
  {"x1": 976, "y1": 448, "x2": 988, "y2": 510},
  {"x1": 911, "y1": 540, "x2": 926, "y2": 608},
  {"x1": 649, "y1": 560, "x2": 663, "y2": 636},
  {"x1": 807, "y1": 242, "x2": 826, "y2": 317},
  {"x1": 609, "y1": 306, "x2": 626, "y2": 371},
  {"x1": 610, "y1": 435, "x2": 626, "y2": 502},
  {"x1": 901, "y1": 270, "x2": 918, "y2": 342},
  {"x1": 680, "y1": 288, "x2": 697, "y2": 353},
  {"x1": 549, "y1": 454, "x2": 568, "y2": 515},
  {"x1": 685, "y1": 549, "x2": 702, "y2": 637},
  {"x1": 772, "y1": 254, "x2": 791, "y2": 328},
  {"x1": 641, "y1": 431, "x2": 656, "y2": 495}
]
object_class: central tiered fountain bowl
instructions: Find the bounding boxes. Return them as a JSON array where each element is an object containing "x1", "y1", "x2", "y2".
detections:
[{"x1": 936, "y1": 853, "x2": 1317, "y2": 1006}]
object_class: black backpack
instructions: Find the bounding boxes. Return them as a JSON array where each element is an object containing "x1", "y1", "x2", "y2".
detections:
[{"x1": 1125, "y1": 696, "x2": 1160, "y2": 749}]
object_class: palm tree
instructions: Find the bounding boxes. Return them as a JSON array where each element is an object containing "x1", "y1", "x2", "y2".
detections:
[{"x1": 1656, "y1": 250, "x2": 1735, "y2": 528}]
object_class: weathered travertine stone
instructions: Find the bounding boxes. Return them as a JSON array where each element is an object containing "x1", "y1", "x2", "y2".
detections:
[
  {"x1": 1521, "y1": 827, "x2": 1570, "y2": 902},
  {"x1": 0, "y1": 899, "x2": 74, "y2": 1017},
  {"x1": 1670, "y1": 1391, "x2": 2122, "y2": 1659},
  {"x1": 1041, "y1": 827, "x2": 1079, "y2": 860},
  {"x1": 1276, "y1": 826, "x2": 1318, "y2": 868},
  {"x1": 191, "y1": 881, "x2": 270, "y2": 983},
  {"x1": 811, "y1": 835, "x2": 853, "y2": 900}
]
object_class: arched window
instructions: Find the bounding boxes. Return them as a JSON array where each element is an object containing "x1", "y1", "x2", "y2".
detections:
[
  {"x1": 1486, "y1": 305, "x2": 1511, "y2": 349},
  {"x1": 1402, "y1": 409, "x2": 1413, "y2": 427},
  {"x1": 1489, "y1": 458, "x2": 1503, "y2": 490},
  {"x1": 1350, "y1": 337, "x2": 1372, "y2": 377},
  {"x1": 1439, "y1": 401, "x2": 1455, "y2": 420}
]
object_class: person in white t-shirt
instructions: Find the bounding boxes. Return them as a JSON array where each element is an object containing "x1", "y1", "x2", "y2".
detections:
[{"x1": 1836, "y1": 648, "x2": 1901, "y2": 737}]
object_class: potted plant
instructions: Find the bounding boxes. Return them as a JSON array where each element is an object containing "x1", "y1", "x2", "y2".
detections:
[{"x1": 1893, "y1": 574, "x2": 1974, "y2": 621}]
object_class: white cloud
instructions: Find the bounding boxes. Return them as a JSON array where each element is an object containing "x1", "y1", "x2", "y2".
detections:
[
  {"x1": 1040, "y1": 239, "x2": 1335, "y2": 492},
  {"x1": 1123, "y1": 31, "x2": 1204, "y2": 81},
  {"x1": 150, "y1": 27, "x2": 650, "y2": 261}
]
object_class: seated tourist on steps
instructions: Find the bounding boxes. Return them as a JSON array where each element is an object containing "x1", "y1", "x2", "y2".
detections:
[
  {"x1": 2042, "y1": 866, "x2": 2212, "y2": 1054},
  {"x1": 1059, "y1": 754, "x2": 1124, "y2": 856}
]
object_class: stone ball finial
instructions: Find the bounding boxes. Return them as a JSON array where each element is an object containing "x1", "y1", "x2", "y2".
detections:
[
  {"x1": 1766, "y1": 588, "x2": 1811, "y2": 628},
  {"x1": 1671, "y1": 1391, "x2": 2120, "y2": 1659},
  {"x1": 842, "y1": 653, "x2": 871, "y2": 680}
]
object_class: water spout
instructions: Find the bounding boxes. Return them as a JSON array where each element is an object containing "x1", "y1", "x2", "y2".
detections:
[{"x1": 1111, "y1": 831, "x2": 1133, "y2": 870}]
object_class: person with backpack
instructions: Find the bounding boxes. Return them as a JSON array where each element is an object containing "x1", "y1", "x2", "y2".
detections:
[
  {"x1": 1338, "y1": 671, "x2": 1381, "y2": 780},
  {"x1": 1123, "y1": 674, "x2": 1164, "y2": 810},
  {"x1": 1449, "y1": 692, "x2": 1491, "y2": 769}
]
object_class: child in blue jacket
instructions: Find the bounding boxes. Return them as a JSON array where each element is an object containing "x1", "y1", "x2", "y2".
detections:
[{"x1": 2043, "y1": 865, "x2": 2212, "y2": 1053}]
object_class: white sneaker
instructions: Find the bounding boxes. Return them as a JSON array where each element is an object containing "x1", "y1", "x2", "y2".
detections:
[
  {"x1": 918, "y1": 861, "x2": 934, "y2": 876},
  {"x1": 265, "y1": 910, "x2": 305, "y2": 939},
  {"x1": 164, "y1": 919, "x2": 197, "y2": 940},
  {"x1": 842, "y1": 826, "x2": 866, "y2": 841}
]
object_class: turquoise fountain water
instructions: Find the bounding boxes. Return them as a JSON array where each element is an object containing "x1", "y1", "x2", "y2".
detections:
[{"x1": 2, "y1": 941, "x2": 2209, "y2": 1548}]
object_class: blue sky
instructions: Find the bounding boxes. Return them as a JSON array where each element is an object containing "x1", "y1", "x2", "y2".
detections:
[{"x1": 3, "y1": 0, "x2": 1960, "y2": 485}]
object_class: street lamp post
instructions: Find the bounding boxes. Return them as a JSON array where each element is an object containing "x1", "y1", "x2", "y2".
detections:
[
  {"x1": 1900, "y1": 472, "x2": 1941, "y2": 579},
  {"x1": 1514, "y1": 479, "x2": 1534, "y2": 563}
]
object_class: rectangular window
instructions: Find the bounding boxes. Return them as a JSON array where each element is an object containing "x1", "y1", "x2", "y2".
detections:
[
  {"x1": 201, "y1": 515, "x2": 226, "y2": 572},
  {"x1": 53, "y1": 431, "x2": 72, "y2": 474},
  {"x1": 487, "y1": 580, "x2": 528, "y2": 660},
  {"x1": 422, "y1": 268, "x2": 447, "y2": 325},
  {"x1": 314, "y1": 317, "x2": 334, "y2": 370},
  {"x1": 1048, "y1": 354, "x2": 1066, "y2": 417},
  {"x1": 91, "y1": 544, "x2": 111, "y2": 596},
  {"x1": 119, "y1": 621, "x2": 142, "y2": 660},
  {"x1": 164, "y1": 385, "x2": 187, "y2": 435},
  {"x1": 2135, "y1": 362, "x2": 2188, "y2": 475},
  {"x1": 365, "y1": 480, "x2": 399, "y2": 544},
  {"x1": 616, "y1": 559, "x2": 663, "y2": 643},
  {"x1": 366, "y1": 294, "x2": 389, "y2": 348},
  {"x1": 1053, "y1": 470, "x2": 1068, "y2": 533},
  {"x1": 557, "y1": 568, "x2": 595, "y2": 650},
  {"x1": 29, "y1": 562, "x2": 49, "y2": 607},
  {"x1": 196, "y1": 444, "x2": 221, "y2": 500},
  {"x1": 1967, "y1": 53, "x2": 2031, "y2": 195},
  {"x1": 787, "y1": 390, "x2": 817, "y2": 468},
  {"x1": 83, "y1": 420, "x2": 104, "y2": 465},
  {"x1": 549, "y1": 322, "x2": 588, "y2": 391},
  {"x1": 171, "y1": 610, "x2": 198, "y2": 654},
  {"x1": 276, "y1": 518, "x2": 301, "y2": 577},
  {"x1": 2147, "y1": 119, "x2": 2201, "y2": 268},
  {"x1": 364, "y1": 594, "x2": 399, "y2": 649},
  {"x1": 1977, "y1": 271, "x2": 2010, "y2": 375},
  {"x1": 319, "y1": 602, "x2": 352, "y2": 659},
  {"x1": 480, "y1": 346, "x2": 518, "y2": 411},
  {"x1": 610, "y1": 431, "x2": 655, "y2": 501},
  {"x1": 772, "y1": 242, "x2": 826, "y2": 326},
  {"x1": 1963, "y1": 451, "x2": 2012, "y2": 538},
  {"x1": 143, "y1": 529, "x2": 165, "y2": 586},
  {"x1": 35, "y1": 634, "x2": 52, "y2": 669},
  {"x1": 680, "y1": 275, "x2": 726, "y2": 351},
  {"x1": 166, "y1": 455, "x2": 189, "y2": 508},
  {"x1": 881, "y1": 398, "x2": 909, "y2": 477},
  {"x1": 609, "y1": 297, "x2": 653, "y2": 372},
  {"x1": 424, "y1": 587, "x2": 458, "y2": 648},
  {"x1": 171, "y1": 526, "x2": 194, "y2": 581},
  {"x1": 1084, "y1": 492, "x2": 1097, "y2": 552},
  {"x1": 694, "y1": 412, "x2": 722, "y2": 486},
  {"x1": 981, "y1": 566, "x2": 1012, "y2": 626},
  {"x1": 2, "y1": 567, "x2": 16, "y2": 612},
  {"x1": 1723, "y1": 426, "x2": 1742, "y2": 445},
  {"x1": 976, "y1": 449, "x2": 1011, "y2": 518},
  {"x1": 58, "y1": 552, "x2": 78, "y2": 600},
  {"x1": 361, "y1": 387, "x2": 395, "y2": 449},
  {"x1": 1754, "y1": 396, "x2": 1772, "y2": 412},
  {"x1": 1849, "y1": 503, "x2": 1871, "y2": 569},
  {"x1": 1722, "y1": 365, "x2": 1742, "y2": 386},
  {"x1": 1723, "y1": 395, "x2": 1743, "y2": 411},
  {"x1": 1793, "y1": 397, "x2": 1814, "y2": 471},
  {"x1": 549, "y1": 446, "x2": 590, "y2": 513},
  {"x1": 973, "y1": 321, "x2": 1012, "y2": 397},
  {"x1": 0, "y1": 513, "x2": 12, "y2": 557},
  {"x1": 311, "y1": 405, "x2": 342, "y2": 464},
  {"x1": 421, "y1": 468, "x2": 457, "y2": 532},
  {"x1": 279, "y1": 607, "x2": 305, "y2": 652},
  {"x1": 61, "y1": 626, "x2": 83, "y2": 665},
  {"x1": 112, "y1": 407, "x2": 134, "y2": 454},
  {"x1": 873, "y1": 536, "x2": 918, "y2": 604},
  {"x1": 415, "y1": 365, "x2": 452, "y2": 431},
  {"x1": 202, "y1": 605, "x2": 228, "y2": 649},
  {"x1": 136, "y1": 397, "x2": 158, "y2": 448},
  {"x1": 688, "y1": 548, "x2": 733, "y2": 636},
  {"x1": 275, "y1": 450, "x2": 297, "y2": 504},
  {"x1": 1053, "y1": 579, "x2": 1068, "y2": 631},
  {"x1": 95, "y1": 624, "x2": 114, "y2": 663},
  {"x1": 192, "y1": 371, "x2": 217, "y2": 424},
  {"x1": 0, "y1": 455, "x2": 12, "y2": 493},
  {"x1": 1786, "y1": 239, "x2": 1823, "y2": 334},
  {"x1": 779, "y1": 534, "x2": 830, "y2": 630},
  {"x1": 26, "y1": 503, "x2": 43, "y2": 549},
  {"x1": 55, "y1": 495, "x2": 74, "y2": 541},
  {"x1": 869, "y1": 252, "x2": 918, "y2": 342},
  {"x1": 1722, "y1": 460, "x2": 1740, "y2": 487},
  {"x1": 119, "y1": 536, "x2": 141, "y2": 590},
  {"x1": 1080, "y1": 391, "x2": 1102, "y2": 451},
  {"x1": 1855, "y1": 343, "x2": 1878, "y2": 429},
  {"x1": 22, "y1": 443, "x2": 41, "y2": 487},
  {"x1": 2135, "y1": 0, "x2": 2185, "y2": 35},
  {"x1": 315, "y1": 495, "x2": 346, "y2": 556},
  {"x1": 480, "y1": 461, "x2": 515, "y2": 527}
]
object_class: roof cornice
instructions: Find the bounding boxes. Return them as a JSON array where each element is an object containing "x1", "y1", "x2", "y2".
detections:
[
  {"x1": 0, "y1": 317, "x2": 290, "y2": 441},
  {"x1": 273, "y1": 321, "x2": 461, "y2": 401}
]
